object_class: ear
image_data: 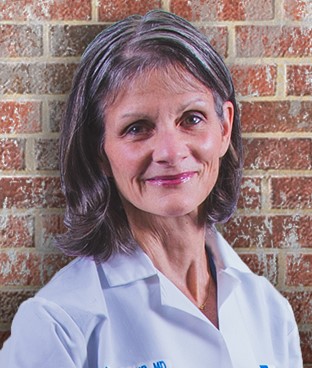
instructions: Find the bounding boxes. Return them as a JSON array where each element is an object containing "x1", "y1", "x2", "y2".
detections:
[{"x1": 219, "y1": 101, "x2": 234, "y2": 158}]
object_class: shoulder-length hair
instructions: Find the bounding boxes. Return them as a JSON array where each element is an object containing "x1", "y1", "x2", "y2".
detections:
[{"x1": 58, "y1": 10, "x2": 243, "y2": 261}]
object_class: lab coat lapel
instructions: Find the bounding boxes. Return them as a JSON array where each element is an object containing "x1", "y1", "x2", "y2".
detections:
[
  {"x1": 218, "y1": 269, "x2": 259, "y2": 368},
  {"x1": 157, "y1": 271, "x2": 211, "y2": 324}
]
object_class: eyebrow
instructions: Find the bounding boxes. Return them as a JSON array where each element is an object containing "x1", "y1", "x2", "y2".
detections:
[{"x1": 119, "y1": 97, "x2": 210, "y2": 121}]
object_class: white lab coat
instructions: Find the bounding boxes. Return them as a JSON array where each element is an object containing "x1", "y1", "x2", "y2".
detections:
[{"x1": 0, "y1": 230, "x2": 303, "y2": 368}]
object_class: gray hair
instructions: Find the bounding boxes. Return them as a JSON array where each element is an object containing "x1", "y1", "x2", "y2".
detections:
[{"x1": 58, "y1": 10, "x2": 243, "y2": 261}]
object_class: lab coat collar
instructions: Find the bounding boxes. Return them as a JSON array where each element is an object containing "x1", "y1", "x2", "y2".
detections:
[
  {"x1": 103, "y1": 228, "x2": 251, "y2": 288},
  {"x1": 205, "y1": 227, "x2": 251, "y2": 274},
  {"x1": 103, "y1": 247, "x2": 158, "y2": 287}
]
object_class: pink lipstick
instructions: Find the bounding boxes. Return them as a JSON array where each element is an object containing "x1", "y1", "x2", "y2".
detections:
[{"x1": 145, "y1": 172, "x2": 196, "y2": 186}]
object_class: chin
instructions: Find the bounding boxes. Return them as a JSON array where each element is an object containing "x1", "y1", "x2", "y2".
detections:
[{"x1": 153, "y1": 203, "x2": 200, "y2": 218}]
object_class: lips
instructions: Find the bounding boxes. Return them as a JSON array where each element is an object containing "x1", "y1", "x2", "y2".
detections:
[{"x1": 145, "y1": 171, "x2": 197, "y2": 186}]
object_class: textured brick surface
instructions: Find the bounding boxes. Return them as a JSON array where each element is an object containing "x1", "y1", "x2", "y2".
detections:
[
  {"x1": 0, "y1": 0, "x2": 311, "y2": 364},
  {"x1": 198, "y1": 26, "x2": 228, "y2": 58},
  {"x1": 287, "y1": 65, "x2": 312, "y2": 96},
  {"x1": 50, "y1": 25, "x2": 106, "y2": 57},
  {"x1": 0, "y1": 251, "x2": 70, "y2": 286},
  {"x1": 239, "y1": 253, "x2": 278, "y2": 285},
  {"x1": 300, "y1": 330, "x2": 312, "y2": 364},
  {"x1": 230, "y1": 65, "x2": 277, "y2": 97},
  {"x1": 39, "y1": 214, "x2": 66, "y2": 250},
  {"x1": 0, "y1": 25, "x2": 43, "y2": 58},
  {"x1": 0, "y1": 63, "x2": 77, "y2": 95},
  {"x1": 223, "y1": 215, "x2": 312, "y2": 249},
  {"x1": 48, "y1": 100, "x2": 66, "y2": 133},
  {"x1": 0, "y1": 215, "x2": 34, "y2": 248},
  {"x1": 98, "y1": 0, "x2": 161, "y2": 21},
  {"x1": 238, "y1": 177, "x2": 262, "y2": 210},
  {"x1": 0, "y1": 101, "x2": 41, "y2": 134},
  {"x1": 170, "y1": 0, "x2": 274, "y2": 21},
  {"x1": 284, "y1": 0, "x2": 312, "y2": 21},
  {"x1": 0, "y1": 290, "x2": 36, "y2": 323},
  {"x1": 0, "y1": 0, "x2": 91, "y2": 21},
  {"x1": 271, "y1": 177, "x2": 312, "y2": 209},
  {"x1": 272, "y1": 216, "x2": 312, "y2": 249},
  {"x1": 0, "y1": 331, "x2": 11, "y2": 350},
  {"x1": 223, "y1": 216, "x2": 274, "y2": 248},
  {"x1": 286, "y1": 254, "x2": 312, "y2": 287},
  {"x1": 240, "y1": 101, "x2": 312, "y2": 133},
  {"x1": 283, "y1": 291, "x2": 312, "y2": 325},
  {"x1": 236, "y1": 26, "x2": 312, "y2": 58},
  {"x1": 0, "y1": 177, "x2": 64, "y2": 209},
  {"x1": 243, "y1": 138, "x2": 311, "y2": 170},
  {"x1": 34, "y1": 138, "x2": 59, "y2": 170},
  {"x1": 0, "y1": 138, "x2": 25, "y2": 170}
]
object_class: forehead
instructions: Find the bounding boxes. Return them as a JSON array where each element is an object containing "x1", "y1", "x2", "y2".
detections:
[{"x1": 110, "y1": 65, "x2": 210, "y2": 103}]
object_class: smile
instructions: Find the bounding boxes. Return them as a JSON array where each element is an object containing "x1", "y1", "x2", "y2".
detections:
[{"x1": 145, "y1": 172, "x2": 197, "y2": 186}]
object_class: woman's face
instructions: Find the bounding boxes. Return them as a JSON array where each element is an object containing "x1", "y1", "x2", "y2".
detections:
[{"x1": 103, "y1": 67, "x2": 233, "y2": 220}]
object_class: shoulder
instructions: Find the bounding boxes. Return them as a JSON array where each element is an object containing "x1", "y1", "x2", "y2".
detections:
[
  {"x1": 213, "y1": 230, "x2": 296, "y2": 330},
  {"x1": 38, "y1": 257, "x2": 99, "y2": 298},
  {"x1": 35, "y1": 256, "x2": 111, "y2": 319},
  {"x1": 233, "y1": 262, "x2": 297, "y2": 333}
]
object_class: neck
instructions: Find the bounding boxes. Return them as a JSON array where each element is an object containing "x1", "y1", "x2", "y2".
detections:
[{"x1": 124, "y1": 205, "x2": 211, "y2": 305}]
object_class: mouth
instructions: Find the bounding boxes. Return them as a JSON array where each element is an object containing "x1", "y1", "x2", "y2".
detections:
[{"x1": 145, "y1": 171, "x2": 197, "y2": 186}]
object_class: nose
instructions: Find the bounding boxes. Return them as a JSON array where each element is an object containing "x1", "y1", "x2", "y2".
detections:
[{"x1": 152, "y1": 129, "x2": 189, "y2": 166}]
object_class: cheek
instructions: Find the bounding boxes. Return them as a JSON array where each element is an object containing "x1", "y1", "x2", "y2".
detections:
[
  {"x1": 194, "y1": 131, "x2": 223, "y2": 162},
  {"x1": 106, "y1": 147, "x2": 141, "y2": 185}
]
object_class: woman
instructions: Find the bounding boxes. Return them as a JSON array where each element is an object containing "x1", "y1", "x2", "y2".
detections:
[{"x1": 0, "y1": 10, "x2": 302, "y2": 368}]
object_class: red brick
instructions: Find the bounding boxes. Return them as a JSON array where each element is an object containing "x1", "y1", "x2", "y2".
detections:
[
  {"x1": 223, "y1": 214, "x2": 312, "y2": 249},
  {"x1": 238, "y1": 252, "x2": 278, "y2": 285},
  {"x1": 0, "y1": 177, "x2": 64, "y2": 209},
  {"x1": 283, "y1": 291, "x2": 312, "y2": 325},
  {"x1": 34, "y1": 138, "x2": 59, "y2": 171},
  {"x1": 0, "y1": 215, "x2": 34, "y2": 248},
  {"x1": 236, "y1": 26, "x2": 312, "y2": 58},
  {"x1": 170, "y1": 0, "x2": 274, "y2": 21},
  {"x1": 0, "y1": 101, "x2": 41, "y2": 134},
  {"x1": 50, "y1": 25, "x2": 105, "y2": 57},
  {"x1": 284, "y1": 0, "x2": 312, "y2": 21},
  {"x1": 41, "y1": 214, "x2": 66, "y2": 235},
  {"x1": 243, "y1": 138, "x2": 311, "y2": 170},
  {"x1": 0, "y1": 63, "x2": 77, "y2": 95},
  {"x1": 0, "y1": 25, "x2": 43, "y2": 58},
  {"x1": 300, "y1": 330, "x2": 312, "y2": 364},
  {"x1": 223, "y1": 216, "x2": 274, "y2": 248},
  {"x1": 287, "y1": 65, "x2": 312, "y2": 96},
  {"x1": 0, "y1": 330, "x2": 10, "y2": 349},
  {"x1": 0, "y1": 251, "x2": 42, "y2": 286},
  {"x1": 238, "y1": 177, "x2": 262, "y2": 210},
  {"x1": 240, "y1": 101, "x2": 312, "y2": 133},
  {"x1": 39, "y1": 214, "x2": 66, "y2": 250},
  {"x1": 286, "y1": 254, "x2": 312, "y2": 287},
  {"x1": 98, "y1": 0, "x2": 161, "y2": 22},
  {"x1": 0, "y1": 290, "x2": 35, "y2": 323},
  {"x1": 230, "y1": 65, "x2": 277, "y2": 97},
  {"x1": 198, "y1": 26, "x2": 228, "y2": 58},
  {"x1": 40, "y1": 253, "x2": 71, "y2": 284},
  {"x1": 48, "y1": 100, "x2": 66, "y2": 133},
  {"x1": 0, "y1": 251, "x2": 70, "y2": 287},
  {"x1": 272, "y1": 215, "x2": 312, "y2": 249},
  {"x1": 271, "y1": 177, "x2": 312, "y2": 209},
  {"x1": 0, "y1": 0, "x2": 91, "y2": 21},
  {"x1": 0, "y1": 138, "x2": 25, "y2": 170}
]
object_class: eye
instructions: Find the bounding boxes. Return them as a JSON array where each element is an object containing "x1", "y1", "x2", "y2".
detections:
[
  {"x1": 123, "y1": 120, "x2": 153, "y2": 138},
  {"x1": 182, "y1": 112, "x2": 205, "y2": 127}
]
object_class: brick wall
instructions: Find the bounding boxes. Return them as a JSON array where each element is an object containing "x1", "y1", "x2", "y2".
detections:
[{"x1": 0, "y1": 0, "x2": 311, "y2": 364}]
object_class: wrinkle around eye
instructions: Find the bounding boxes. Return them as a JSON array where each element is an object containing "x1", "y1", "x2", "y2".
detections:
[
  {"x1": 181, "y1": 111, "x2": 206, "y2": 128},
  {"x1": 122, "y1": 121, "x2": 155, "y2": 139}
]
